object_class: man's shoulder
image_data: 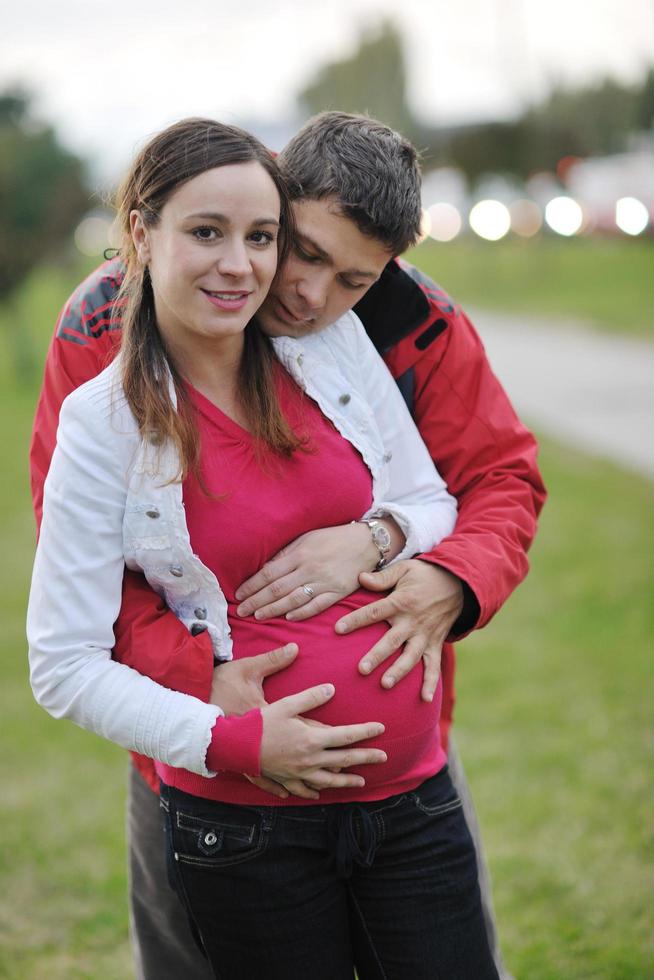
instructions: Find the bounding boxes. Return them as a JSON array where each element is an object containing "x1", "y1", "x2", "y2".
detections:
[
  {"x1": 354, "y1": 258, "x2": 461, "y2": 355},
  {"x1": 56, "y1": 256, "x2": 126, "y2": 347}
]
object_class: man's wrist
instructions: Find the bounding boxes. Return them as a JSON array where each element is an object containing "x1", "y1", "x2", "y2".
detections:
[{"x1": 446, "y1": 577, "x2": 479, "y2": 639}]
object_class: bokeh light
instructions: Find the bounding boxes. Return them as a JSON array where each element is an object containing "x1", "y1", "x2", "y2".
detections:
[
  {"x1": 426, "y1": 202, "x2": 462, "y2": 243},
  {"x1": 544, "y1": 196, "x2": 584, "y2": 237},
  {"x1": 418, "y1": 209, "x2": 432, "y2": 243},
  {"x1": 74, "y1": 215, "x2": 112, "y2": 256},
  {"x1": 469, "y1": 200, "x2": 511, "y2": 241},
  {"x1": 509, "y1": 199, "x2": 543, "y2": 238},
  {"x1": 615, "y1": 197, "x2": 649, "y2": 236}
]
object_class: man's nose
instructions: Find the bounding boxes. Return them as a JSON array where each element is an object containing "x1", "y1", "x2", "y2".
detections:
[{"x1": 296, "y1": 271, "x2": 328, "y2": 312}]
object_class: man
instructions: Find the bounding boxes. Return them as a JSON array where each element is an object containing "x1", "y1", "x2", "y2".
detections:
[{"x1": 30, "y1": 112, "x2": 545, "y2": 979}]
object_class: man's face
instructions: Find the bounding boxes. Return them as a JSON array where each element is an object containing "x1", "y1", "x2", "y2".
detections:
[{"x1": 257, "y1": 197, "x2": 393, "y2": 338}]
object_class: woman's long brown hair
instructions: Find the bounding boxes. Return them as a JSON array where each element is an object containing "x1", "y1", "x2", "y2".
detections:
[{"x1": 114, "y1": 117, "x2": 303, "y2": 482}]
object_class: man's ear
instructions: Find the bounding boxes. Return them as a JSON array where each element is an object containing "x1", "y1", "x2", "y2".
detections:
[{"x1": 130, "y1": 210, "x2": 151, "y2": 265}]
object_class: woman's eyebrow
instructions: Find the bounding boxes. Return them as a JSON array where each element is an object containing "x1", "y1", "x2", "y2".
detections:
[{"x1": 185, "y1": 211, "x2": 280, "y2": 227}]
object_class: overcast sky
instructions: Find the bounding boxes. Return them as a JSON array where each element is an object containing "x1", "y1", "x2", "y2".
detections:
[{"x1": 2, "y1": 0, "x2": 653, "y2": 183}]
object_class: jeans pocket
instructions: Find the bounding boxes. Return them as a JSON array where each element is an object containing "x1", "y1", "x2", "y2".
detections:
[
  {"x1": 172, "y1": 804, "x2": 270, "y2": 870},
  {"x1": 410, "y1": 768, "x2": 463, "y2": 818}
]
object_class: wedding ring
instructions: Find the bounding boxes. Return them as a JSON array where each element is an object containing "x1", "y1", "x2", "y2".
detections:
[{"x1": 302, "y1": 585, "x2": 315, "y2": 599}]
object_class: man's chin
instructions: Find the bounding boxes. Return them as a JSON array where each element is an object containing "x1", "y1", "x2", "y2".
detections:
[
  {"x1": 257, "y1": 301, "x2": 316, "y2": 338},
  {"x1": 256, "y1": 309, "x2": 288, "y2": 338}
]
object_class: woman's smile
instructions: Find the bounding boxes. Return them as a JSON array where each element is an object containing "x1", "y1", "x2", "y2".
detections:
[{"x1": 201, "y1": 288, "x2": 253, "y2": 312}]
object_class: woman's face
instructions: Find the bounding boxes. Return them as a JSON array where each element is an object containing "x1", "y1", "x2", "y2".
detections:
[{"x1": 131, "y1": 161, "x2": 281, "y2": 353}]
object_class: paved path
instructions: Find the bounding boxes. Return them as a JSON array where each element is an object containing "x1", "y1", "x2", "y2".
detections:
[{"x1": 468, "y1": 309, "x2": 654, "y2": 481}]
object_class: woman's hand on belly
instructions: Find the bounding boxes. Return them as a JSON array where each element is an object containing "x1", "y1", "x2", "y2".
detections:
[
  {"x1": 234, "y1": 519, "x2": 403, "y2": 623},
  {"x1": 260, "y1": 684, "x2": 387, "y2": 792},
  {"x1": 210, "y1": 644, "x2": 315, "y2": 800}
]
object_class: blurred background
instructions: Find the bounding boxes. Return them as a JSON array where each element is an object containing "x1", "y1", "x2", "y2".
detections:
[{"x1": 1, "y1": 2, "x2": 652, "y2": 977}]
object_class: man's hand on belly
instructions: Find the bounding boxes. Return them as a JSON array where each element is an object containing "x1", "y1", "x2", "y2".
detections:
[
  {"x1": 334, "y1": 560, "x2": 464, "y2": 702},
  {"x1": 210, "y1": 643, "x2": 299, "y2": 717}
]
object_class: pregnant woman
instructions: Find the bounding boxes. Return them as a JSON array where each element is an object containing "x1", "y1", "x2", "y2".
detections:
[{"x1": 28, "y1": 118, "x2": 498, "y2": 979}]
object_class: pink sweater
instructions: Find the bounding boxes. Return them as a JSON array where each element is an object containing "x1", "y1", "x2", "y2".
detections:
[{"x1": 156, "y1": 370, "x2": 445, "y2": 804}]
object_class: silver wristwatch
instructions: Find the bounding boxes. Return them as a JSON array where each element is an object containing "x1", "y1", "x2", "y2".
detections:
[{"x1": 360, "y1": 518, "x2": 392, "y2": 570}]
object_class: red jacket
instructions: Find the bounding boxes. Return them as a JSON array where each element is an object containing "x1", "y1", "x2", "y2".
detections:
[{"x1": 30, "y1": 257, "x2": 545, "y2": 792}]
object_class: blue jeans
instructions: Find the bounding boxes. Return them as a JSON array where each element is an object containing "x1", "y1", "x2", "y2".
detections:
[{"x1": 160, "y1": 768, "x2": 499, "y2": 980}]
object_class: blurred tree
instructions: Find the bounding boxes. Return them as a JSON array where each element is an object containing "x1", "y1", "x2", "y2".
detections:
[
  {"x1": 0, "y1": 89, "x2": 89, "y2": 300},
  {"x1": 0, "y1": 89, "x2": 89, "y2": 378},
  {"x1": 636, "y1": 67, "x2": 654, "y2": 131},
  {"x1": 440, "y1": 74, "x2": 650, "y2": 180},
  {"x1": 298, "y1": 21, "x2": 420, "y2": 143}
]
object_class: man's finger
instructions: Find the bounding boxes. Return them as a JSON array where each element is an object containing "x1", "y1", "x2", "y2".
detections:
[
  {"x1": 380, "y1": 635, "x2": 425, "y2": 689},
  {"x1": 421, "y1": 644, "x2": 443, "y2": 703},
  {"x1": 335, "y1": 596, "x2": 396, "y2": 635},
  {"x1": 357, "y1": 562, "x2": 405, "y2": 592},
  {"x1": 278, "y1": 778, "x2": 320, "y2": 801},
  {"x1": 303, "y1": 770, "x2": 366, "y2": 790},
  {"x1": 251, "y1": 643, "x2": 299, "y2": 679},
  {"x1": 245, "y1": 774, "x2": 289, "y2": 799},
  {"x1": 277, "y1": 683, "x2": 336, "y2": 716},
  {"x1": 357, "y1": 627, "x2": 407, "y2": 675},
  {"x1": 234, "y1": 555, "x2": 295, "y2": 603}
]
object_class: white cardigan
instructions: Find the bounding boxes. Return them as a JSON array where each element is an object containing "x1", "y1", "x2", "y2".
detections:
[{"x1": 27, "y1": 311, "x2": 457, "y2": 778}]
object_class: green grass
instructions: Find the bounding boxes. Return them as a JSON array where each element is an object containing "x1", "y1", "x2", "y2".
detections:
[
  {"x1": 1, "y1": 262, "x2": 653, "y2": 977},
  {"x1": 457, "y1": 441, "x2": 654, "y2": 979},
  {"x1": 407, "y1": 236, "x2": 654, "y2": 338}
]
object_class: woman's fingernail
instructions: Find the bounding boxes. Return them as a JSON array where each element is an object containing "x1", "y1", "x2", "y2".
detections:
[
  {"x1": 335, "y1": 622, "x2": 346, "y2": 634},
  {"x1": 360, "y1": 661, "x2": 371, "y2": 674},
  {"x1": 383, "y1": 676, "x2": 395, "y2": 688}
]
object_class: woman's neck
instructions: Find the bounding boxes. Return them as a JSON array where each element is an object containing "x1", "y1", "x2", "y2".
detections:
[{"x1": 163, "y1": 331, "x2": 248, "y2": 427}]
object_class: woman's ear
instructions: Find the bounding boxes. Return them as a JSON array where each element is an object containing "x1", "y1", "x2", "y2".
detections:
[{"x1": 130, "y1": 210, "x2": 151, "y2": 265}]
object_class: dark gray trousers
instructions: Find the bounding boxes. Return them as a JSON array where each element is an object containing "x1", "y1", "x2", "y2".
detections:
[{"x1": 127, "y1": 744, "x2": 513, "y2": 980}]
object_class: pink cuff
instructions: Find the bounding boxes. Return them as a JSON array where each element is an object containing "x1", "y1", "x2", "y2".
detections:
[{"x1": 206, "y1": 709, "x2": 263, "y2": 776}]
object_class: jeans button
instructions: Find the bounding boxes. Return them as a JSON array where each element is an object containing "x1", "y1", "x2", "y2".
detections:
[
  {"x1": 145, "y1": 508, "x2": 160, "y2": 519},
  {"x1": 169, "y1": 564, "x2": 184, "y2": 577},
  {"x1": 204, "y1": 831, "x2": 218, "y2": 846}
]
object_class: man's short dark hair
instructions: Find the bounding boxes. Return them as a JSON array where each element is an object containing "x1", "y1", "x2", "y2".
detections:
[{"x1": 278, "y1": 111, "x2": 422, "y2": 256}]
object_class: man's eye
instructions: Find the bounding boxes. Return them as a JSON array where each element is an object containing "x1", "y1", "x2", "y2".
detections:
[
  {"x1": 294, "y1": 244, "x2": 320, "y2": 263},
  {"x1": 342, "y1": 280, "x2": 366, "y2": 291},
  {"x1": 193, "y1": 226, "x2": 219, "y2": 241}
]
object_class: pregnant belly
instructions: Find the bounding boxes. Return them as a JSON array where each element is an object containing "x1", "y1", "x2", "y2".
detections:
[{"x1": 228, "y1": 589, "x2": 444, "y2": 799}]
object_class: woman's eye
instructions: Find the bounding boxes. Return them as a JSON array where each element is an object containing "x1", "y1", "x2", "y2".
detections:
[
  {"x1": 249, "y1": 231, "x2": 275, "y2": 246},
  {"x1": 193, "y1": 226, "x2": 219, "y2": 241}
]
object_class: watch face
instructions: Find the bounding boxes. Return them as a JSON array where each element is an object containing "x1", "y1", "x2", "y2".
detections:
[{"x1": 372, "y1": 524, "x2": 392, "y2": 553}]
